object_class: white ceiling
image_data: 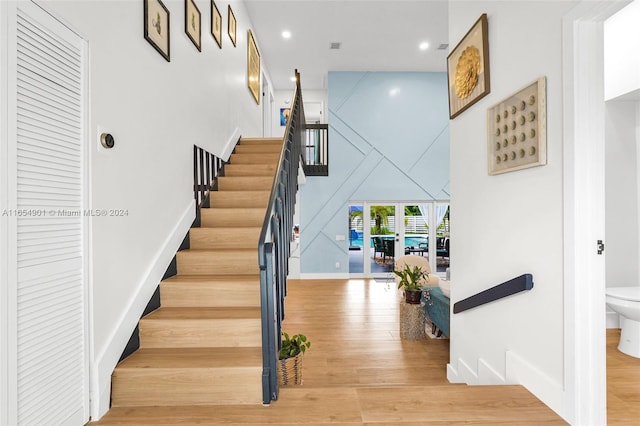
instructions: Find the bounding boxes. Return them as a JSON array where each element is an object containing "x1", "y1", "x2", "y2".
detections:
[{"x1": 244, "y1": 0, "x2": 450, "y2": 91}]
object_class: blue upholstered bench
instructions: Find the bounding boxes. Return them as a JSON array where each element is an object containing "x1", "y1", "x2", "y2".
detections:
[{"x1": 422, "y1": 286, "x2": 450, "y2": 337}]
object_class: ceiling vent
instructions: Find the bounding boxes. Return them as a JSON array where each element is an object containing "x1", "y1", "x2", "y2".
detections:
[
  {"x1": 437, "y1": 43, "x2": 449, "y2": 50},
  {"x1": 330, "y1": 42, "x2": 341, "y2": 50}
]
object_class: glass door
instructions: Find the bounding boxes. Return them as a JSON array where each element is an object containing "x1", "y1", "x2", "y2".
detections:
[
  {"x1": 368, "y1": 204, "x2": 398, "y2": 276},
  {"x1": 348, "y1": 201, "x2": 450, "y2": 277}
]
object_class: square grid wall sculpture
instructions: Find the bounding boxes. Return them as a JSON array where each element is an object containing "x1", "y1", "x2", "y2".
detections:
[{"x1": 487, "y1": 77, "x2": 547, "y2": 175}]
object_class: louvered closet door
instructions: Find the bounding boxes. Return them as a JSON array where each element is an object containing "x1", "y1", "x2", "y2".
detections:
[{"x1": 7, "y1": 2, "x2": 89, "y2": 425}]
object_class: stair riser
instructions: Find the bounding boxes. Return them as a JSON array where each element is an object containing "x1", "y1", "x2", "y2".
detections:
[
  {"x1": 189, "y1": 228, "x2": 260, "y2": 250},
  {"x1": 240, "y1": 137, "x2": 282, "y2": 145},
  {"x1": 176, "y1": 252, "x2": 260, "y2": 275},
  {"x1": 209, "y1": 192, "x2": 269, "y2": 208},
  {"x1": 235, "y1": 145, "x2": 282, "y2": 154},
  {"x1": 160, "y1": 281, "x2": 260, "y2": 308},
  {"x1": 111, "y1": 367, "x2": 262, "y2": 406},
  {"x1": 217, "y1": 177, "x2": 273, "y2": 191},
  {"x1": 230, "y1": 153, "x2": 280, "y2": 165},
  {"x1": 139, "y1": 319, "x2": 261, "y2": 348},
  {"x1": 200, "y1": 209, "x2": 264, "y2": 228},
  {"x1": 224, "y1": 164, "x2": 276, "y2": 177}
]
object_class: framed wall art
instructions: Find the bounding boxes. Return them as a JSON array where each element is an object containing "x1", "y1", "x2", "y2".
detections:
[
  {"x1": 247, "y1": 29, "x2": 260, "y2": 105},
  {"x1": 228, "y1": 5, "x2": 237, "y2": 47},
  {"x1": 144, "y1": 0, "x2": 170, "y2": 62},
  {"x1": 185, "y1": 0, "x2": 201, "y2": 51},
  {"x1": 211, "y1": 0, "x2": 222, "y2": 48},
  {"x1": 487, "y1": 77, "x2": 547, "y2": 175},
  {"x1": 447, "y1": 13, "x2": 490, "y2": 119}
]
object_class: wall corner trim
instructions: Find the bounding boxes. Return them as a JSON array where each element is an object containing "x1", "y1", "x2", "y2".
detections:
[{"x1": 90, "y1": 200, "x2": 196, "y2": 420}]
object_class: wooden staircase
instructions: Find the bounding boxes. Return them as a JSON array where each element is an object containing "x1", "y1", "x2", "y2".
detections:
[{"x1": 110, "y1": 138, "x2": 282, "y2": 407}]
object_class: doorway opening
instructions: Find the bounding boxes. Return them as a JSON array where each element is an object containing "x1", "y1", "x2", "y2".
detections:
[{"x1": 348, "y1": 202, "x2": 450, "y2": 277}]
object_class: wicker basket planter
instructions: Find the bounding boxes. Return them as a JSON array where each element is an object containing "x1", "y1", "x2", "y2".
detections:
[{"x1": 278, "y1": 353, "x2": 304, "y2": 386}]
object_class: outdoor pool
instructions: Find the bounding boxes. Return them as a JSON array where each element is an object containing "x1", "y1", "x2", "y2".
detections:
[{"x1": 349, "y1": 235, "x2": 427, "y2": 248}]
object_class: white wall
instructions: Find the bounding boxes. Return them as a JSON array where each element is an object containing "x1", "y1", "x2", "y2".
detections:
[
  {"x1": 605, "y1": 101, "x2": 638, "y2": 290},
  {"x1": 604, "y1": 0, "x2": 640, "y2": 327},
  {"x1": 604, "y1": 0, "x2": 640, "y2": 101},
  {"x1": 37, "y1": 0, "x2": 263, "y2": 418},
  {"x1": 448, "y1": 0, "x2": 577, "y2": 418}
]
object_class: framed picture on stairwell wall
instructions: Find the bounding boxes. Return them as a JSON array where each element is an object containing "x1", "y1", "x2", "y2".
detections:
[
  {"x1": 228, "y1": 5, "x2": 237, "y2": 47},
  {"x1": 247, "y1": 29, "x2": 260, "y2": 105},
  {"x1": 211, "y1": 0, "x2": 222, "y2": 48},
  {"x1": 143, "y1": 0, "x2": 171, "y2": 62},
  {"x1": 185, "y1": 0, "x2": 201, "y2": 51}
]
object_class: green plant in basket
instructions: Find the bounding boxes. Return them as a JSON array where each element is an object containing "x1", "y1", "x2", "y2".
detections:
[
  {"x1": 279, "y1": 332, "x2": 311, "y2": 360},
  {"x1": 394, "y1": 264, "x2": 428, "y2": 291}
]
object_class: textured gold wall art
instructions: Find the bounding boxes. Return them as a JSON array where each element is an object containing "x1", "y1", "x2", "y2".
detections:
[
  {"x1": 247, "y1": 29, "x2": 260, "y2": 105},
  {"x1": 447, "y1": 13, "x2": 490, "y2": 119},
  {"x1": 487, "y1": 77, "x2": 547, "y2": 175}
]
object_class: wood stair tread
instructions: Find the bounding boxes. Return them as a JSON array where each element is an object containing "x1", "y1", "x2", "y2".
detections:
[
  {"x1": 161, "y1": 274, "x2": 260, "y2": 284},
  {"x1": 240, "y1": 137, "x2": 283, "y2": 144},
  {"x1": 116, "y1": 347, "x2": 262, "y2": 369},
  {"x1": 143, "y1": 306, "x2": 261, "y2": 320}
]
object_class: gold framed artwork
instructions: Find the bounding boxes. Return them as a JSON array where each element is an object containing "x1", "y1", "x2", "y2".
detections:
[
  {"x1": 211, "y1": 0, "x2": 222, "y2": 48},
  {"x1": 487, "y1": 77, "x2": 547, "y2": 175},
  {"x1": 447, "y1": 13, "x2": 490, "y2": 119},
  {"x1": 144, "y1": 0, "x2": 170, "y2": 62},
  {"x1": 247, "y1": 29, "x2": 260, "y2": 105},
  {"x1": 228, "y1": 5, "x2": 237, "y2": 47},
  {"x1": 185, "y1": 0, "x2": 201, "y2": 51}
]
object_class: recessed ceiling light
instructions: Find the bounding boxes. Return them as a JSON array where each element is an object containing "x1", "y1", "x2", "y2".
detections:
[
  {"x1": 282, "y1": 30, "x2": 291, "y2": 39},
  {"x1": 290, "y1": 76, "x2": 297, "y2": 82},
  {"x1": 419, "y1": 42, "x2": 430, "y2": 51},
  {"x1": 389, "y1": 88, "x2": 400, "y2": 96}
]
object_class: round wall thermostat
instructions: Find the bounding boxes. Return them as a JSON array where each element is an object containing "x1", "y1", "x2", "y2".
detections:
[{"x1": 100, "y1": 133, "x2": 115, "y2": 149}]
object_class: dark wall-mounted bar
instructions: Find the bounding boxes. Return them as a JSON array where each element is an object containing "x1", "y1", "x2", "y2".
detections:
[{"x1": 453, "y1": 274, "x2": 534, "y2": 314}]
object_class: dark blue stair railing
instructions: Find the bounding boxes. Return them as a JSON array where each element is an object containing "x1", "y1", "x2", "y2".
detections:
[{"x1": 259, "y1": 69, "x2": 305, "y2": 403}]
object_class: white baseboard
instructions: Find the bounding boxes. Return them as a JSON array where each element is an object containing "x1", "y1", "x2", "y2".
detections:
[
  {"x1": 447, "y1": 362, "x2": 463, "y2": 383},
  {"x1": 447, "y1": 357, "x2": 479, "y2": 385},
  {"x1": 505, "y1": 350, "x2": 564, "y2": 419},
  {"x1": 90, "y1": 200, "x2": 195, "y2": 420},
  {"x1": 478, "y1": 357, "x2": 507, "y2": 384},
  {"x1": 220, "y1": 128, "x2": 241, "y2": 161}
]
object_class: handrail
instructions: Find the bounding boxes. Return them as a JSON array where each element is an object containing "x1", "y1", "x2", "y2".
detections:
[
  {"x1": 453, "y1": 274, "x2": 534, "y2": 314},
  {"x1": 258, "y1": 69, "x2": 305, "y2": 403}
]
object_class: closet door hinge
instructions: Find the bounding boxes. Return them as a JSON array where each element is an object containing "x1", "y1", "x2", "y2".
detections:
[{"x1": 597, "y1": 240, "x2": 604, "y2": 255}]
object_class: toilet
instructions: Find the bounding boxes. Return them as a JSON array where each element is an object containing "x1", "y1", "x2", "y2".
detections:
[{"x1": 606, "y1": 286, "x2": 640, "y2": 358}]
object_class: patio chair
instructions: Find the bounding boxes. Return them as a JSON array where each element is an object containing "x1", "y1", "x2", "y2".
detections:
[
  {"x1": 382, "y1": 239, "x2": 395, "y2": 262},
  {"x1": 373, "y1": 237, "x2": 385, "y2": 259}
]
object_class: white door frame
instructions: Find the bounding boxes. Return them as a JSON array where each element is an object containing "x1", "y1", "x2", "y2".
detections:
[{"x1": 562, "y1": 1, "x2": 628, "y2": 424}]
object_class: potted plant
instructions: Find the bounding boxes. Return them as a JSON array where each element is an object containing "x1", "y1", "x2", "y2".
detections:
[
  {"x1": 278, "y1": 332, "x2": 311, "y2": 386},
  {"x1": 394, "y1": 263, "x2": 428, "y2": 304}
]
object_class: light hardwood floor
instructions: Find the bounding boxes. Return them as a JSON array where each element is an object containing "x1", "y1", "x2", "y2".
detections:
[{"x1": 96, "y1": 279, "x2": 639, "y2": 425}]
